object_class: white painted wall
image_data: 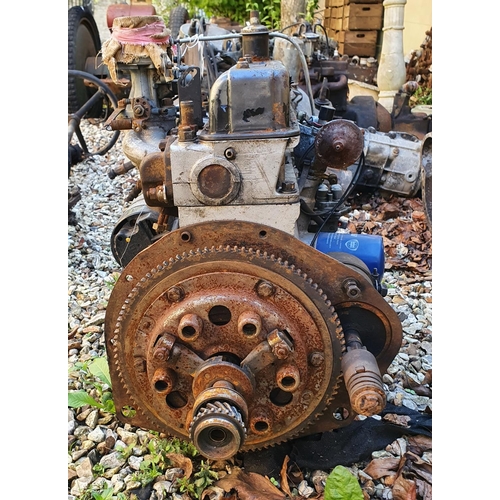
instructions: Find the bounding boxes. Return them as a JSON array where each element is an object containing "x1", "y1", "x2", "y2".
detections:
[
  {"x1": 93, "y1": 0, "x2": 121, "y2": 43},
  {"x1": 403, "y1": 0, "x2": 432, "y2": 56}
]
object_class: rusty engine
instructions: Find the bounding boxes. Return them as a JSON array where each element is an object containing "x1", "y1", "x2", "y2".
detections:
[{"x1": 101, "y1": 10, "x2": 406, "y2": 460}]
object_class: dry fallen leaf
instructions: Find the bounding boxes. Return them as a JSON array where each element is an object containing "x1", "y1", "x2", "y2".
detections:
[
  {"x1": 383, "y1": 473, "x2": 397, "y2": 486},
  {"x1": 311, "y1": 470, "x2": 328, "y2": 494},
  {"x1": 422, "y1": 369, "x2": 432, "y2": 385},
  {"x1": 380, "y1": 203, "x2": 401, "y2": 220},
  {"x1": 407, "y1": 435, "x2": 432, "y2": 454},
  {"x1": 215, "y1": 467, "x2": 286, "y2": 500},
  {"x1": 392, "y1": 474, "x2": 417, "y2": 500},
  {"x1": 280, "y1": 455, "x2": 292, "y2": 497},
  {"x1": 165, "y1": 453, "x2": 193, "y2": 479},
  {"x1": 287, "y1": 462, "x2": 304, "y2": 487},
  {"x1": 201, "y1": 485, "x2": 226, "y2": 500},
  {"x1": 416, "y1": 478, "x2": 432, "y2": 500},
  {"x1": 409, "y1": 463, "x2": 432, "y2": 484},
  {"x1": 401, "y1": 373, "x2": 432, "y2": 397},
  {"x1": 363, "y1": 457, "x2": 401, "y2": 480},
  {"x1": 349, "y1": 193, "x2": 432, "y2": 274},
  {"x1": 346, "y1": 221, "x2": 357, "y2": 233},
  {"x1": 412, "y1": 211, "x2": 427, "y2": 222}
]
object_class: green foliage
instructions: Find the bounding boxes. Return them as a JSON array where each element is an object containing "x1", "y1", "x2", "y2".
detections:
[
  {"x1": 75, "y1": 489, "x2": 94, "y2": 500},
  {"x1": 68, "y1": 390, "x2": 103, "y2": 410},
  {"x1": 324, "y1": 466, "x2": 364, "y2": 500},
  {"x1": 88, "y1": 357, "x2": 112, "y2": 387},
  {"x1": 247, "y1": 0, "x2": 281, "y2": 30},
  {"x1": 72, "y1": 359, "x2": 91, "y2": 374},
  {"x1": 306, "y1": 0, "x2": 320, "y2": 22},
  {"x1": 121, "y1": 405, "x2": 137, "y2": 418},
  {"x1": 151, "y1": 0, "x2": 181, "y2": 26},
  {"x1": 128, "y1": 436, "x2": 199, "y2": 488},
  {"x1": 148, "y1": 436, "x2": 199, "y2": 458},
  {"x1": 187, "y1": 0, "x2": 251, "y2": 26},
  {"x1": 177, "y1": 460, "x2": 219, "y2": 499},
  {"x1": 75, "y1": 486, "x2": 127, "y2": 500},
  {"x1": 116, "y1": 442, "x2": 135, "y2": 461},
  {"x1": 104, "y1": 272, "x2": 121, "y2": 291},
  {"x1": 92, "y1": 463, "x2": 106, "y2": 477},
  {"x1": 154, "y1": 0, "x2": 321, "y2": 32},
  {"x1": 176, "y1": 477, "x2": 197, "y2": 497},
  {"x1": 154, "y1": 0, "x2": 281, "y2": 29},
  {"x1": 91, "y1": 487, "x2": 114, "y2": 500},
  {"x1": 68, "y1": 356, "x2": 115, "y2": 414},
  {"x1": 410, "y1": 86, "x2": 432, "y2": 107},
  {"x1": 131, "y1": 460, "x2": 163, "y2": 487},
  {"x1": 100, "y1": 392, "x2": 116, "y2": 414}
]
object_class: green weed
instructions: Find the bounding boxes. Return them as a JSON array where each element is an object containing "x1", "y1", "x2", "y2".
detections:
[
  {"x1": 68, "y1": 356, "x2": 116, "y2": 414},
  {"x1": 410, "y1": 86, "x2": 432, "y2": 107},
  {"x1": 177, "y1": 460, "x2": 219, "y2": 499}
]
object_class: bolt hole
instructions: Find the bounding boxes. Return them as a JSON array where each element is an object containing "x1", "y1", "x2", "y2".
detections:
[
  {"x1": 281, "y1": 376, "x2": 296, "y2": 388},
  {"x1": 259, "y1": 230, "x2": 267, "y2": 239},
  {"x1": 208, "y1": 305, "x2": 232, "y2": 326},
  {"x1": 224, "y1": 147, "x2": 236, "y2": 159},
  {"x1": 180, "y1": 231, "x2": 191, "y2": 242},
  {"x1": 270, "y1": 388, "x2": 293, "y2": 406},
  {"x1": 166, "y1": 391, "x2": 188, "y2": 409},
  {"x1": 154, "y1": 380, "x2": 169, "y2": 392},
  {"x1": 181, "y1": 325, "x2": 196, "y2": 338},
  {"x1": 242, "y1": 323, "x2": 257, "y2": 336},
  {"x1": 254, "y1": 421, "x2": 269, "y2": 432}
]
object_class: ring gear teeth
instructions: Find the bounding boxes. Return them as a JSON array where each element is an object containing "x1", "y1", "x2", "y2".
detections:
[
  {"x1": 110, "y1": 244, "x2": 343, "y2": 450},
  {"x1": 190, "y1": 401, "x2": 247, "y2": 436}
]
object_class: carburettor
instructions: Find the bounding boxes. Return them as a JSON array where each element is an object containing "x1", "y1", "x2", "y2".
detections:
[{"x1": 103, "y1": 11, "x2": 402, "y2": 460}]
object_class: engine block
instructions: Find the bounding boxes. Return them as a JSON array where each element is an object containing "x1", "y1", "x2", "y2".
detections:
[{"x1": 103, "y1": 10, "x2": 403, "y2": 460}]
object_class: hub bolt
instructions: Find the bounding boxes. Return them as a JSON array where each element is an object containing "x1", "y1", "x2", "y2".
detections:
[
  {"x1": 256, "y1": 280, "x2": 275, "y2": 298},
  {"x1": 343, "y1": 279, "x2": 361, "y2": 298},
  {"x1": 166, "y1": 286, "x2": 185, "y2": 302}
]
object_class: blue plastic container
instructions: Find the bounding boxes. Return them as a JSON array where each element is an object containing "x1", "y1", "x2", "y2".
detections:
[{"x1": 314, "y1": 232, "x2": 385, "y2": 275}]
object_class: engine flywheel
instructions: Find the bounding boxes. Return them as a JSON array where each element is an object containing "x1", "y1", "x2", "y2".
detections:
[
  {"x1": 105, "y1": 220, "x2": 401, "y2": 459},
  {"x1": 107, "y1": 244, "x2": 344, "y2": 455}
]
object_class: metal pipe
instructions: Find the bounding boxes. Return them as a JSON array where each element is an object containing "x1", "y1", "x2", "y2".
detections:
[
  {"x1": 270, "y1": 32, "x2": 317, "y2": 116},
  {"x1": 177, "y1": 34, "x2": 242, "y2": 44}
]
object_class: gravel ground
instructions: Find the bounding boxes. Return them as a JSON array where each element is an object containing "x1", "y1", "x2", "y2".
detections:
[{"x1": 68, "y1": 121, "x2": 432, "y2": 499}]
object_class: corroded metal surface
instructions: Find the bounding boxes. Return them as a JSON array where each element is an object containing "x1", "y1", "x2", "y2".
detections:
[
  {"x1": 105, "y1": 220, "x2": 402, "y2": 455},
  {"x1": 421, "y1": 133, "x2": 432, "y2": 228},
  {"x1": 314, "y1": 119, "x2": 364, "y2": 170}
]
